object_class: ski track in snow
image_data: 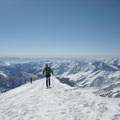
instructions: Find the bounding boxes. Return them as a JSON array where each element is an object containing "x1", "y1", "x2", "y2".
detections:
[{"x1": 0, "y1": 78, "x2": 120, "y2": 120}]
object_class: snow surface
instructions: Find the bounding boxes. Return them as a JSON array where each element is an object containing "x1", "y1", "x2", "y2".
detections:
[
  {"x1": 0, "y1": 61, "x2": 11, "y2": 67},
  {"x1": 0, "y1": 77, "x2": 120, "y2": 120},
  {"x1": 0, "y1": 71, "x2": 8, "y2": 78}
]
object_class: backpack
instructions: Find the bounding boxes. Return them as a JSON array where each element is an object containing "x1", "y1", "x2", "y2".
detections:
[{"x1": 45, "y1": 67, "x2": 51, "y2": 77}]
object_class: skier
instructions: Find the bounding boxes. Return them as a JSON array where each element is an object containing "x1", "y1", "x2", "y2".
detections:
[
  {"x1": 43, "y1": 64, "x2": 53, "y2": 88},
  {"x1": 30, "y1": 77, "x2": 32, "y2": 83}
]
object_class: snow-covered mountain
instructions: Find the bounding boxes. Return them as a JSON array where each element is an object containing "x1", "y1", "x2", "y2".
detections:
[
  {"x1": 54, "y1": 59, "x2": 120, "y2": 98},
  {"x1": 0, "y1": 59, "x2": 120, "y2": 119},
  {"x1": 0, "y1": 78, "x2": 120, "y2": 120},
  {"x1": 14, "y1": 59, "x2": 120, "y2": 98},
  {"x1": 0, "y1": 61, "x2": 38, "y2": 93},
  {"x1": 1, "y1": 58, "x2": 120, "y2": 98}
]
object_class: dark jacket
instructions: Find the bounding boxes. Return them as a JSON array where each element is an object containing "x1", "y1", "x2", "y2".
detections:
[{"x1": 43, "y1": 67, "x2": 53, "y2": 77}]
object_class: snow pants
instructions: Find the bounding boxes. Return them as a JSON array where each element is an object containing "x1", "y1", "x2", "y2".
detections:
[{"x1": 46, "y1": 77, "x2": 50, "y2": 88}]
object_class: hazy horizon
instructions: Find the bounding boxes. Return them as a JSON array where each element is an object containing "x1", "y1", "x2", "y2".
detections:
[{"x1": 0, "y1": 55, "x2": 120, "y2": 60}]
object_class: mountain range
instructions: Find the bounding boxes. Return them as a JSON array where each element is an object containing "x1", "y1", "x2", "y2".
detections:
[{"x1": 0, "y1": 58, "x2": 120, "y2": 98}]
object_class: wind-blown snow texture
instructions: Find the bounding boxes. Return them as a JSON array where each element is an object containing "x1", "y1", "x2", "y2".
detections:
[{"x1": 0, "y1": 78, "x2": 120, "y2": 120}]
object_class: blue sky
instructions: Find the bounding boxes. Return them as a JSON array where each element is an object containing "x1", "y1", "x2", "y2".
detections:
[{"x1": 0, "y1": 0, "x2": 120, "y2": 58}]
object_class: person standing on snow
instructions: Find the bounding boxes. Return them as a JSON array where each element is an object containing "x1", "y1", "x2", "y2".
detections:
[
  {"x1": 30, "y1": 77, "x2": 33, "y2": 83},
  {"x1": 43, "y1": 64, "x2": 53, "y2": 88}
]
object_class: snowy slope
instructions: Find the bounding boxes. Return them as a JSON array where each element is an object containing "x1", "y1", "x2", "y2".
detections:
[
  {"x1": 0, "y1": 61, "x2": 39, "y2": 93},
  {"x1": 53, "y1": 60, "x2": 120, "y2": 98},
  {"x1": 1, "y1": 59, "x2": 120, "y2": 98},
  {"x1": 13, "y1": 59, "x2": 120, "y2": 98},
  {"x1": 0, "y1": 78, "x2": 120, "y2": 120}
]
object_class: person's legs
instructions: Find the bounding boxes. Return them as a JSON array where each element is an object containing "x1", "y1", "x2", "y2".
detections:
[
  {"x1": 46, "y1": 77, "x2": 49, "y2": 88},
  {"x1": 30, "y1": 79, "x2": 32, "y2": 83},
  {"x1": 49, "y1": 78, "x2": 51, "y2": 88},
  {"x1": 46, "y1": 77, "x2": 51, "y2": 88}
]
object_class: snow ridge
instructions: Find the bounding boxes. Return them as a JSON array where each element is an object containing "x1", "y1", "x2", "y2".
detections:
[{"x1": 0, "y1": 78, "x2": 120, "y2": 120}]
